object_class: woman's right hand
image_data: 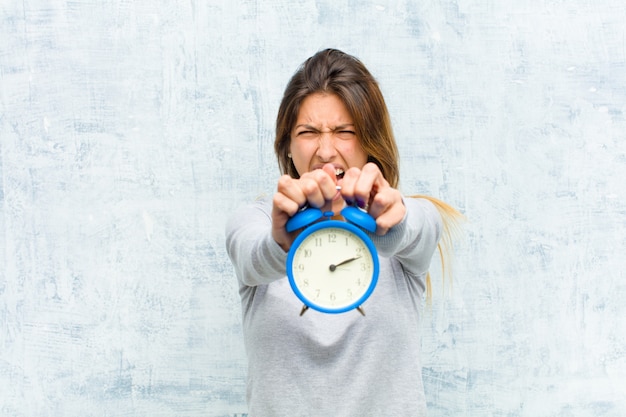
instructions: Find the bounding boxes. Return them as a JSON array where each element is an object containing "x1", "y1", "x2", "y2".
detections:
[{"x1": 271, "y1": 164, "x2": 339, "y2": 252}]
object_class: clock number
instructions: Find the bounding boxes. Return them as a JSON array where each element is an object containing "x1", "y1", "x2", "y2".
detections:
[
  {"x1": 303, "y1": 249, "x2": 312, "y2": 258},
  {"x1": 297, "y1": 263, "x2": 305, "y2": 271},
  {"x1": 328, "y1": 233, "x2": 336, "y2": 243},
  {"x1": 315, "y1": 237, "x2": 322, "y2": 247},
  {"x1": 330, "y1": 292, "x2": 336, "y2": 302}
]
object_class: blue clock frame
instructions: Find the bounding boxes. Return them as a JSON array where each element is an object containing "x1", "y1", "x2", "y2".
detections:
[{"x1": 285, "y1": 208, "x2": 380, "y2": 314}]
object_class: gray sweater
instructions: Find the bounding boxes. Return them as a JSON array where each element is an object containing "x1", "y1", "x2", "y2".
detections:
[{"x1": 225, "y1": 196, "x2": 442, "y2": 417}]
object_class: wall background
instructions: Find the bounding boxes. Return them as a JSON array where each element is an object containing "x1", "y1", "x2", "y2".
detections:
[{"x1": 1, "y1": 1, "x2": 624, "y2": 416}]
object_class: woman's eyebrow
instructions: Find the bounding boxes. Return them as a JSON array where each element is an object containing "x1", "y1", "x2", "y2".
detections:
[
  {"x1": 333, "y1": 124, "x2": 356, "y2": 130},
  {"x1": 294, "y1": 124, "x2": 320, "y2": 131}
]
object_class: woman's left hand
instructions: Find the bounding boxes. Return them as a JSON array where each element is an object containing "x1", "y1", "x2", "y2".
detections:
[{"x1": 339, "y1": 162, "x2": 405, "y2": 235}]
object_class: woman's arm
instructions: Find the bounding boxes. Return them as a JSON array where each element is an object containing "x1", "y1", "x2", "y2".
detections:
[
  {"x1": 370, "y1": 197, "x2": 443, "y2": 277},
  {"x1": 225, "y1": 198, "x2": 288, "y2": 287}
]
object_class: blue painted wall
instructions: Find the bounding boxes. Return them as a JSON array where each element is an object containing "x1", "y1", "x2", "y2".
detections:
[{"x1": 1, "y1": 1, "x2": 624, "y2": 416}]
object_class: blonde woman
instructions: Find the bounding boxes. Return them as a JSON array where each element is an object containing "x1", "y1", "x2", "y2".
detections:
[{"x1": 226, "y1": 48, "x2": 462, "y2": 416}]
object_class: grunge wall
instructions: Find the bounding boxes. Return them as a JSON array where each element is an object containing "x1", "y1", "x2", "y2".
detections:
[{"x1": 1, "y1": 1, "x2": 624, "y2": 416}]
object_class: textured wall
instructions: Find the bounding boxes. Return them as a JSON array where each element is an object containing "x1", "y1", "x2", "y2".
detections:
[{"x1": 1, "y1": 1, "x2": 624, "y2": 416}]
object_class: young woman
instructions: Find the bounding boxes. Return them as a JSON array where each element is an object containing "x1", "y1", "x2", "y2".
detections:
[{"x1": 226, "y1": 48, "x2": 462, "y2": 416}]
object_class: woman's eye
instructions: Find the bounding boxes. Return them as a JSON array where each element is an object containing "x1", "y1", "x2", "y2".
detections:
[
  {"x1": 336, "y1": 130, "x2": 356, "y2": 139},
  {"x1": 297, "y1": 131, "x2": 318, "y2": 138}
]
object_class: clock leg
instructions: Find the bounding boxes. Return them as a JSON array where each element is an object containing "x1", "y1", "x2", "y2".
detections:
[
  {"x1": 356, "y1": 306, "x2": 366, "y2": 316},
  {"x1": 299, "y1": 305, "x2": 309, "y2": 316}
]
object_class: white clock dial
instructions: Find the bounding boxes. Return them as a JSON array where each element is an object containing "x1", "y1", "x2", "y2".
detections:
[{"x1": 290, "y1": 226, "x2": 375, "y2": 310}]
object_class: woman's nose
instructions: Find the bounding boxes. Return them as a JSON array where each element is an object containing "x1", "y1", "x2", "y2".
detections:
[{"x1": 316, "y1": 132, "x2": 337, "y2": 161}]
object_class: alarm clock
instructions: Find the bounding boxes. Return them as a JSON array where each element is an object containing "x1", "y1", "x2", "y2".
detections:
[{"x1": 285, "y1": 205, "x2": 379, "y2": 316}]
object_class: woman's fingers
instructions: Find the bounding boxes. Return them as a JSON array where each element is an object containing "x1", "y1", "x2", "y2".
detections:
[
  {"x1": 273, "y1": 161, "x2": 407, "y2": 243},
  {"x1": 271, "y1": 167, "x2": 339, "y2": 251},
  {"x1": 299, "y1": 168, "x2": 338, "y2": 207},
  {"x1": 341, "y1": 163, "x2": 384, "y2": 208},
  {"x1": 340, "y1": 163, "x2": 405, "y2": 234},
  {"x1": 275, "y1": 175, "x2": 305, "y2": 215},
  {"x1": 276, "y1": 168, "x2": 337, "y2": 210},
  {"x1": 369, "y1": 187, "x2": 405, "y2": 235}
]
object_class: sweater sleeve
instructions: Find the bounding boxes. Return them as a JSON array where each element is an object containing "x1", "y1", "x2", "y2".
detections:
[
  {"x1": 225, "y1": 198, "x2": 288, "y2": 287},
  {"x1": 369, "y1": 197, "x2": 442, "y2": 277}
]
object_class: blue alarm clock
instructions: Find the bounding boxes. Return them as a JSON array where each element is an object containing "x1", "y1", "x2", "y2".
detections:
[{"x1": 285, "y1": 205, "x2": 379, "y2": 316}]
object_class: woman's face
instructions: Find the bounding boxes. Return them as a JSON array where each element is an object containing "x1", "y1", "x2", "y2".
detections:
[{"x1": 289, "y1": 93, "x2": 368, "y2": 180}]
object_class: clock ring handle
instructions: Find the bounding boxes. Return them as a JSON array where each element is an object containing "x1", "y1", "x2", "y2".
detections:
[
  {"x1": 285, "y1": 207, "x2": 324, "y2": 233},
  {"x1": 341, "y1": 206, "x2": 377, "y2": 233}
]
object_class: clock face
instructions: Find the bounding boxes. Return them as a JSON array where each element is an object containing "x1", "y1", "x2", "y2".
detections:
[{"x1": 286, "y1": 221, "x2": 379, "y2": 313}]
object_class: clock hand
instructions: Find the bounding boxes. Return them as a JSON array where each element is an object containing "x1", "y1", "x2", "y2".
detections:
[{"x1": 329, "y1": 256, "x2": 362, "y2": 272}]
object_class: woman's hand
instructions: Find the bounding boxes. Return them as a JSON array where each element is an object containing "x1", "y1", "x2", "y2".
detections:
[
  {"x1": 272, "y1": 162, "x2": 405, "y2": 252},
  {"x1": 339, "y1": 162, "x2": 405, "y2": 236},
  {"x1": 272, "y1": 164, "x2": 338, "y2": 252}
]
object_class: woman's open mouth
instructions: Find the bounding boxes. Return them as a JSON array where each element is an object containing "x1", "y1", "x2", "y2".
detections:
[{"x1": 335, "y1": 168, "x2": 345, "y2": 180}]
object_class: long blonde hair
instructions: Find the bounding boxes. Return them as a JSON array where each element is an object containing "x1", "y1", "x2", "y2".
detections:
[
  {"x1": 410, "y1": 195, "x2": 465, "y2": 302},
  {"x1": 275, "y1": 49, "x2": 464, "y2": 300}
]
